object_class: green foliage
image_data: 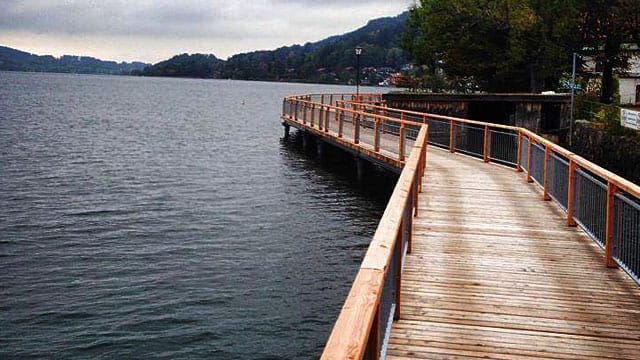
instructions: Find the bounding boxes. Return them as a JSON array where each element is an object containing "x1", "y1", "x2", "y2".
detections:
[
  {"x1": 580, "y1": 0, "x2": 640, "y2": 103},
  {"x1": 403, "y1": 0, "x2": 583, "y2": 93}
]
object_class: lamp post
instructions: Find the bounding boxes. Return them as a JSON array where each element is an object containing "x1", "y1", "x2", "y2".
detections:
[
  {"x1": 569, "y1": 52, "x2": 578, "y2": 147},
  {"x1": 355, "y1": 47, "x2": 362, "y2": 98}
]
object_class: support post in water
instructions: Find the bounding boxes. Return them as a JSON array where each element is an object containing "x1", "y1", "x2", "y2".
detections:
[
  {"x1": 283, "y1": 123, "x2": 290, "y2": 140},
  {"x1": 316, "y1": 140, "x2": 324, "y2": 160},
  {"x1": 356, "y1": 156, "x2": 365, "y2": 183}
]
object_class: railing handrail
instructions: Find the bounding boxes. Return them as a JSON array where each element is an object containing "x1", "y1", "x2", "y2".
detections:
[
  {"x1": 339, "y1": 99, "x2": 640, "y2": 198},
  {"x1": 285, "y1": 97, "x2": 424, "y2": 128},
  {"x1": 281, "y1": 92, "x2": 640, "y2": 359},
  {"x1": 320, "y1": 125, "x2": 428, "y2": 360}
]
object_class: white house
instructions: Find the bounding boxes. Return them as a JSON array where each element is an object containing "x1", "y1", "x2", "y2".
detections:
[{"x1": 619, "y1": 54, "x2": 640, "y2": 105}]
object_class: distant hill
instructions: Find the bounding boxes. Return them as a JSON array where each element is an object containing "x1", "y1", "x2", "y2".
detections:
[
  {"x1": 141, "y1": 11, "x2": 409, "y2": 84},
  {"x1": 0, "y1": 46, "x2": 149, "y2": 75}
]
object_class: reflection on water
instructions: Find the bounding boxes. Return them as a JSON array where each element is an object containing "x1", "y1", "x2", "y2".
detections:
[{"x1": 0, "y1": 71, "x2": 394, "y2": 359}]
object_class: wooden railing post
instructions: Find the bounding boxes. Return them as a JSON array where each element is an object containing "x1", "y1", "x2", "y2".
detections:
[
  {"x1": 318, "y1": 105, "x2": 323, "y2": 131},
  {"x1": 483, "y1": 124, "x2": 490, "y2": 163},
  {"x1": 399, "y1": 123, "x2": 406, "y2": 162},
  {"x1": 516, "y1": 131, "x2": 523, "y2": 172},
  {"x1": 374, "y1": 118, "x2": 380, "y2": 152},
  {"x1": 366, "y1": 308, "x2": 380, "y2": 360},
  {"x1": 294, "y1": 102, "x2": 298, "y2": 121},
  {"x1": 329, "y1": 94, "x2": 333, "y2": 107},
  {"x1": 526, "y1": 137, "x2": 533, "y2": 183},
  {"x1": 605, "y1": 182, "x2": 618, "y2": 268},
  {"x1": 449, "y1": 119, "x2": 455, "y2": 153},
  {"x1": 354, "y1": 113, "x2": 360, "y2": 144},
  {"x1": 567, "y1": 160, "x2": 577, "y2": 226},
  {"x1": 310, "y1": 104, "x2": 315, "y2": 127},
  {"x1": 302, "y1": 103, "x2": 307, "y2": 125},
  {"x1": 543, "y1": 145, "x2": 551, "y2": 201},
  {"x1": 338, "y1": 109, "x2": 344, "y2": 138},
  {"x1": 320, "y1": 94, "x2": 325, "y2": 105},
  {"x1": 325, "y1": 106, "x2": 330, "y2": 133}
]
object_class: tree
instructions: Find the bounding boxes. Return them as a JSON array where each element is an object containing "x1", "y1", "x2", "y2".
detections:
[
  {"x1": 402, "y1": 0, "x2": 582, "y2": 93},
  {"x1": 580, "y1": 0, "x2": 640, "y2": 103}
]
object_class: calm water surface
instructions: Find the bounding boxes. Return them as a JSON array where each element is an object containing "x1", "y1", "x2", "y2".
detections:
[{"x1": 0, "y1": 72, "x2": 395, "y2": 359}]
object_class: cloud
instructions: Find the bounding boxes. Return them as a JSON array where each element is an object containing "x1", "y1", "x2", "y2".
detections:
[{"x1": 0, "y1": 0, "x2": 414, "y2": 62}]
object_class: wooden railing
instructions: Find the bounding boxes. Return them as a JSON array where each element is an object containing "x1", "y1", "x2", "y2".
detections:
[
  {"x1": 345, "y1": 100, "x2": 640, "y2": 282},
  {"x1": 282, "y1": 94, "x2": 423, "y2": 168},
  {"x1": 281, "y1": 93, "x2": 640, "y2": 360}
]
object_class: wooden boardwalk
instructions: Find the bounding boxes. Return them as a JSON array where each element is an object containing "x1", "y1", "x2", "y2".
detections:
[
  {"x1": 388, "y1": 147, "x2": 640, "y2": 359},
  {"x1": 282, "y1": 94, "x2": 640, "y2": 360}
]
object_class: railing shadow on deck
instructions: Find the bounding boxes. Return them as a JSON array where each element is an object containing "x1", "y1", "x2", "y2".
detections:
[{"x1": 281, "y1": 93, "x2": 640, "y2": 360}]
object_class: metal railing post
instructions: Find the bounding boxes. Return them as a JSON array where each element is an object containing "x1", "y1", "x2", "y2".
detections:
[{"x1": 605, "y1": 182, "x2": 618, "y2": 268}]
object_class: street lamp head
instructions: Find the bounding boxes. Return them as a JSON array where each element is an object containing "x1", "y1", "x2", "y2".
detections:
[{"x1": 355, "y1": 47, "x2": 362, "y2": 56}]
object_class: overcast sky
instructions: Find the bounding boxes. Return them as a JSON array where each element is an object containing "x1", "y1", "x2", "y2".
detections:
[{"x1": 0, "y1": 0, "x2": 414, "y2": 64}]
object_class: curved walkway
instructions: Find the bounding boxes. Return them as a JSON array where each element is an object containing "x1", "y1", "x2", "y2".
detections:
[{"x1": 388, "y1": 147, "x2": 640, "y2": 359}]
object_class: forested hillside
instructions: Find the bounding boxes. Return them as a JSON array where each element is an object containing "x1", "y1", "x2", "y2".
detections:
[
  {"x1": 140, "y1": 12, "x2": 409, "y2": 84},
  {"x1": 0, "y1": 46, "x2": 148, "y2": 74}
]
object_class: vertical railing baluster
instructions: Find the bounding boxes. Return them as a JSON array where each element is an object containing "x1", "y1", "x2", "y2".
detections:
[
  {"x1": 606, "y1": 182, "x2": 618, "y2": 268},
  {"x1": 567, "y1": 160, "x2": 578, "y2": 226},
  {"x1": 338, "y1": 109, "x2": 343, "y2": 138},
  {"x1": 543, "y1": 145, "x2": 551, "y2": 201},
  {"x1": 516, "y1": 131, "x2": 523, "y2": 172}
]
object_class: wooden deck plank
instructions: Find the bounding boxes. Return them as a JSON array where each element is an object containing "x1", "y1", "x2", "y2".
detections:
[
  {"x1": 389, "y1": 146, "x2": 640, "y2": 359},
  {"x1": 282, "y1": 107, "x2": 640, "y2": 359}
]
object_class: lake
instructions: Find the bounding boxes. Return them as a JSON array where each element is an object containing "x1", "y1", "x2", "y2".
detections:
[{"x1": 0, "y1": 72, "x2": 395, "y2": 359}]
